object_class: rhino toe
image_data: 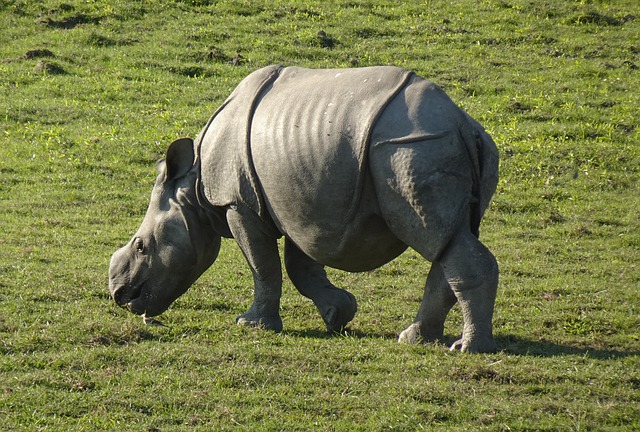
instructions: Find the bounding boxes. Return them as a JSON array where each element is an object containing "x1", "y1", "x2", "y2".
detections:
[
  {"x1": 236, "y1": 313, "x2": 283, "y2": 333},
  {"x1": 449, "y1": 337, "x2": 497, "y2": 354},
  {"x1": 398, "y1": 322, "x2": 423, "y2": 344}
]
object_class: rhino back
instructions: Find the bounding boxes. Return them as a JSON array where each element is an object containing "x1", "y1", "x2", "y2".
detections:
[{"x1": 249, "y1": 66, "x2": 412, "y2": 258}]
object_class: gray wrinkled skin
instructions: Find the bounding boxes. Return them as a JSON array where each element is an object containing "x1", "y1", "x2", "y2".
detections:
[{"x1": 109, "y1": 65, "x2": 499, "y2": 353}]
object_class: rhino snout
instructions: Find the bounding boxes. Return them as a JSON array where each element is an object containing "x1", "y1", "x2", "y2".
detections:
[{"x1": 110, "y1": 282, "x2": 143, "y2": 310}]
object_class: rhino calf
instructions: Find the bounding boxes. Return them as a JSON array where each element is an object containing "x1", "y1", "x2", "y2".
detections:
[{"x1": 109, "y1": 65, "x2": 499, "y2": 353}]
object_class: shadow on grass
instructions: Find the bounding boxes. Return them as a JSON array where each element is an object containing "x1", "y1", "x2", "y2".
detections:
[
  {"x1": 283, "y1": 327, "x2": 399, "y2": 341},
  {"x1": 284, "y1": 329, "x2": 639, "y2": 359},
  {"x1": 89, "y1": 327, "x2": 159, "y2": 347},
  {"x1": 495, "y1": 335, "x2": 640, "y2": 359}
]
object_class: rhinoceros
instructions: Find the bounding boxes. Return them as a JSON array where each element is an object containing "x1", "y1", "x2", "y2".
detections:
[{"x1": 108, "y1": 65, "x2": 499, "y2": 353}]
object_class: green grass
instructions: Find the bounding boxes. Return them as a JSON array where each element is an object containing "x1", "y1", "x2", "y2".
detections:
[{"x1": 1, "y1": 0, "x2": 639, "y2": 430}]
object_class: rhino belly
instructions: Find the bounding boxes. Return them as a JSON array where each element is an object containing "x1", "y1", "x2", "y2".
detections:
[
  {"x1": 314, "y1": 211, "x2": 408, "y2": 272},
  {"x1": 252, "y1": 132, "x2": 407, "y2": 271},
  {"x1": 267, "y1": 181, "x2": 407, "y2": 271}
]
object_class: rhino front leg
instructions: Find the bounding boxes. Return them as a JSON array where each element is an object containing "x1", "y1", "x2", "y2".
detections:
[
  {"x1": 398, "y1": 262, "x2": 457, "y2": 344},
  {"x1": 227, "y1": 208, "x2": 283, "y2": 332},
  {"x1": 284, "y1": 239, "x2": 357, "y2": 333}
]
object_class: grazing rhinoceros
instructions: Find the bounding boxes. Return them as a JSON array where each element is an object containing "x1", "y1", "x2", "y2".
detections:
[{"x1": 108, "y1": 65, "x2": 499, "y2": 353}]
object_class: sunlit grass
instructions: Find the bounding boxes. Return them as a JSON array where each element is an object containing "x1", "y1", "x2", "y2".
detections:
[{"x1": 0, "y1": 0, "x2": 638, "y2": 430}]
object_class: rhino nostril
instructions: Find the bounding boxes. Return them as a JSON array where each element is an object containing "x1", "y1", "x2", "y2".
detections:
[
  {"x1": 111, "y1": 284, "x2": 143, "y2": 307},
  {"x1": 111, "y1": 286, "x2": 129, "y2": 306}
]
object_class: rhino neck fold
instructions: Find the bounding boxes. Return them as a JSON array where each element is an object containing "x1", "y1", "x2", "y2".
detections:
[
  {"x1": 192, "y1": 137, "x2": 233, "y2": 238},
  {"x1": 194, "y1": 178, "x2": 231, "y2": 239}
]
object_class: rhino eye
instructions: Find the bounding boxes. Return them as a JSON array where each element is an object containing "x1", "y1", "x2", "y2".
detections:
[{"x1": 134, "y1": 238, "x2": 145, "y2": 254}]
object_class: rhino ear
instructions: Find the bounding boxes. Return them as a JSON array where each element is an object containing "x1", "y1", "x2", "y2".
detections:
[{"x1": 164, "y1": 138, "x2": 194, "y2": 180}]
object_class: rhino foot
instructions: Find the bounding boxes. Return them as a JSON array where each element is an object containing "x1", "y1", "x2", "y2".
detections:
[
  {"x1": 320, "y1": 289, "x2": 358, "y2": 333},
  {"x1": 398, "y1": 322, "x2": 445, "y2": 345},
  {"x1": 449, "y1": 336, "x2": 497, "y2": 354},
  {"x1": 398, "y1": 322, "x2": 423, "y2": 344},
  {"x1": 236, "y1": 312, "x2": 283, "y2": 333}
]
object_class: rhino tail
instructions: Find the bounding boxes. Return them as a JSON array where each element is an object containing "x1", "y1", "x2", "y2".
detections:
[{"x1": 466, "y1": 122, "x2": 499, "y2": 237}]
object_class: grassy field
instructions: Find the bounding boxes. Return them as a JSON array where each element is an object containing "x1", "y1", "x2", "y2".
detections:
[{"x1": 1, "y1": 0, "x2": 639, "y2": 430}]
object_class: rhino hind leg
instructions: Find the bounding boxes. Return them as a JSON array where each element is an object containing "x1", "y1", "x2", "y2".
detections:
[
  {"x1": 438, "y1": 229, "x2": 498, "y2": 353},
  {"x1": 284, "y1": 239, "x2": 357, "y2": 333},
  {"x1": 397, "y1": 229, "x2": 498, "y2": 353},
  {"x1": 398, "y1": 262, "x2": 457, "y2": 344},
  {"x1": 371, "y1": 140, "x2": 498, "y2": 353}
]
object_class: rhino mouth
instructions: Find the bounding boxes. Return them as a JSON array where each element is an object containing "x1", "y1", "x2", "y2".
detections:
[{"x1": 111, "y1": 282, "x2": 144, "y2": 313}]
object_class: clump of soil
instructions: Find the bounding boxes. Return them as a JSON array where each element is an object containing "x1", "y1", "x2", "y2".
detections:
[{"x1": 33, "y1": 60, "x2": 66, "y2": 75}]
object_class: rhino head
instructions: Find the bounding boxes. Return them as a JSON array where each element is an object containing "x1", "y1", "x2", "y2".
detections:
[{"x1": 108, "y1": 138, "x2": 221, "y2": 318}]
